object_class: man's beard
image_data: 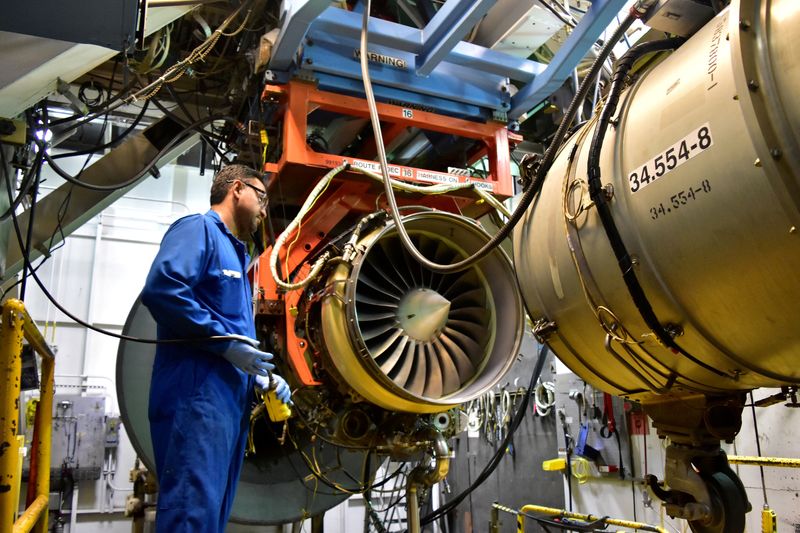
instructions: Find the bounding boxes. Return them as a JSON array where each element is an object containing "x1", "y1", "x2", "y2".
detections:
[
  {"x1": 235, "y1": 211, "x2": 261, "y2": 240},
  {"x1": 247, "y1": 215, "x2": 262, "y2": 238}
]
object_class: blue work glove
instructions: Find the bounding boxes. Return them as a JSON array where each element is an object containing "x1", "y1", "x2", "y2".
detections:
[
  {"x1": 222, "y1": 341, "x2": 274, "y2": 376},
  {"x1": 255, "y1": 374, "x2": 292, "y2": 404}
]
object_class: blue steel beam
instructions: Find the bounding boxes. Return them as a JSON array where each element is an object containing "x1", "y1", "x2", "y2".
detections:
[
  {"x1": 268, "y1": 0, "x2": 330, "y2": 71},
  {"x1": 308, "y1": 7, "x2": 545, "y2": 83},
  {"x1": 303, "y1": 39, "x2": 511, "y2": 111},
  {"x1": 508, "y1": 0, "x2": 629, "y2": 119},
  {"x1": 314, "y1": 73, "x2": 488, "y2": 121},
  {"x1": 416, "y1": 0, "x2": 497, "y2": 76}
]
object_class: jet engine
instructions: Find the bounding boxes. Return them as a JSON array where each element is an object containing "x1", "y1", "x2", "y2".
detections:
[
  {"x1": 513, "y1": 0, "x2": 799, "y2": 530},
  {"x1": 316, "y1": 211, "x2": 523, "y2": 413}
]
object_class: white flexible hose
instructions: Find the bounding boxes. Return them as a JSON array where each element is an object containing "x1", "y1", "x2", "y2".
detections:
[
  {"x1": 269, "y1": 165, "x2": 346, "y2": 290},
  {"x1": 534, "y1": 380, "x2": 556, "y2": 416}
]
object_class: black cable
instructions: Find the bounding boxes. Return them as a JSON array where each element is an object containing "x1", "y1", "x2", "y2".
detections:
[
  {"x1": 369, "y1": 465, "x2": 404, "y2": 490},
  {"x1": 0, "y1": 128, "x2": 44, "y2": 222},
  {"x1": 35, "y1": 102, "x2": 104, "y2": 289},
  {"x1": 540, "y1": 0, "x2": 576, "y2": 28},
  {"x1": 0, "y1": 164, "x2": 37, "y2": 222},
  {"x1": 614, "y1": 426, "x2": 624, "y2": 480},
  {"x1": 50, "y1": 100, "x2": 150, "y2": 160},
  {"x1": 748, "y1": 391, "x2": 768, "y2": 505},
  {"x1": 36, "y1": 114, "x2": 239, "y2": 192},
  {"x1": 0, "y1": 146, "x2": 69, "y2": 302},
  {"x1": 148, "y1": 97, "x2": 231, "y2": 158},
  {"x1": 19, "y1": 113, "x2": 43, "y2": 301},
  {"x1": 584, "y1": 37, "x2": 728, "y2": 379},
  {"x1": 2, "y1": 163, "x2": 261, "y2": 347},
  {"x1": 0, "y1": 149, "x2": 50, "y2": 300},
  {"x1": 376, "y1": 14, "x2": 635, "y2": 274},
  {"x1": 419, "y1": 345, "x2": 550, "y2": 526},
  {"x1": 164, "y1": 83, "x2": 196, "y2": 123},
  {"x1": 78, "y1": 81, "x2": 104, "y2": 107}
]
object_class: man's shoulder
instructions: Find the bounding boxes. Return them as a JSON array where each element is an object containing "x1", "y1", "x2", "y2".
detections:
[
  {"x1": 166, "y1": 213, "x2": 212, "y2": 234},
  {"x1": 158, "y1": 214, "x2": 210, "y2": 250}
]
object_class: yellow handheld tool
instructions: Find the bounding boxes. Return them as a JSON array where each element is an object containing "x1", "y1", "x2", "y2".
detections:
[
  {"x1": 761, "y1": 506, "x2": 776, "y2": 533},
  {"x1": 263, "y1": 371, "x2": 292, "y2": 422}
]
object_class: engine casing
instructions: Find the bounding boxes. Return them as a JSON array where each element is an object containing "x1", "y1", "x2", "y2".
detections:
[{"x1": 513, "y1": 0, "x2": 800, "y2": 404}]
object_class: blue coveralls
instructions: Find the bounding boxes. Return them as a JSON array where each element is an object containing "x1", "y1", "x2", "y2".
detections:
[{"x1": 141, "y1": 210, "x2": 255, "y2": 533}]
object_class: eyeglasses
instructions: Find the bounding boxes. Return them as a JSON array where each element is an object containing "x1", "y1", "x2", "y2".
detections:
[{"x1": 227, "y1": 179, "x2": 268, "y2": 206}]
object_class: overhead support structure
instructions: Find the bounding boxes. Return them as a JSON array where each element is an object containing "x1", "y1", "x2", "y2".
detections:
[
  {"x1": 268, "y1": 0, "x2": 633, "y2": 121},
  {"x1": 262, "y1": 81, "x2": 516, "y2": 198},
  {"x1": 3, "y1": 117, "x2": 200, "y2": 279},
  {"x1": 305, "y1": 7, "x2": 544, "y2": 82},
  {"x1": 508, "y1": 0, "x2": 630, "y2": 119},
  {"x1": 267, "y1": 0, "x2": 330, "y2": 71},
  {"x1": 416, "y1": 0, "x2": 497, "y2": 76}
]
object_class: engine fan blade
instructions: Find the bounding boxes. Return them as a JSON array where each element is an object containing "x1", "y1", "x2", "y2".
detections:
[
  {"x1": 432, "y1": 340, "x2": 461, "y2": 395},
  {"x1": 378, "y1": 335, "x2": 410, "y2": 374},
  {"x1": 442, "y1": 326, "x2": 484, "y2": 364},
  {"x1": 423, "y1": 343, "x2": 443, "y2": 398},
  {"x1": 389, "y1": 340, "x2": 418, "y2": 387},
  {"x1": 436, "y1": 336, "x2": 476, "y2": 382}
]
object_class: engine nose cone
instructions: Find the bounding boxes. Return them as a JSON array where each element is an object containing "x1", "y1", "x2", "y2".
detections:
[{"x1": 398, "y1": 288, "x2": 450, "y2": 341}]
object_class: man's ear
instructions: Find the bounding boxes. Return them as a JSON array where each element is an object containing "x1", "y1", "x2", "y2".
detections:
[{"x1": 230, "y1": 181, "x2": 243, "y2": 201}]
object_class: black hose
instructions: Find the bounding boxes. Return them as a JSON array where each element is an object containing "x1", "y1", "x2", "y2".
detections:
[
  {"x1": 19, "y1": 106, "x2": 48, "y2": 300},
  {"x1": 38, "y1": 114, "x2": 239, "y2": 192},
  {"x1": 149, "y1": 97, "x2": 230, "y2": 156},
  {"x1": 1, "y1": 170, "x2": 252, "y2": 347},
  {"x1": 585, "y1": 37, "x2": 728, "y2": 379},
  {"x1": 419, "y1": 345, "x2": 550, "y2": 526},
  {"x1": 0, "y1": 137, "x2": 44, "y2": 222},
  {"x1": 18, "y1": 178, "x2": 39, "y2": 299},
  {"x1": 50, "y1": 99, "x2": 150, "y2": 160},
  {"x1": 397, "y1": 14, "x2": 636, "y2": 274}
]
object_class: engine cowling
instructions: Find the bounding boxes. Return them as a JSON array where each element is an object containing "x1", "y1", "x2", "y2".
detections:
[{"x1": 512, "y1": 0, "x2": 800, "y2": 405}]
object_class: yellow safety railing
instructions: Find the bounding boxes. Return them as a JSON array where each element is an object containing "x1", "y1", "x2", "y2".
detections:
[
  {"x1": 728, "y1": 455, "x2": 800, "y2": 468},
  {"x1": 491, "y1": 502, "x2": 668, "y2": 533},
  {"x1": 0, "y1": 299, "x2": 56, "y2": 533}
]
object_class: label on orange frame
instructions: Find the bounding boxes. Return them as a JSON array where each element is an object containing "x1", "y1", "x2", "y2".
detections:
[{"x1": 335, "y1": 156, "x2": 496, "y2": 192}]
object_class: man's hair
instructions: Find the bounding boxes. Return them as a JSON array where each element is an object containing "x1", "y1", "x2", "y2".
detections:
[{"x1": 209, "y1": 164, "x2": 264, "y2": 205}]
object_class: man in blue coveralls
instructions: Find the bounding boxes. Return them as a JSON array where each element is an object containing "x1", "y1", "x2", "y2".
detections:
[{"x1": 141, "y1": 164, "x2": 291, "y2": 532}]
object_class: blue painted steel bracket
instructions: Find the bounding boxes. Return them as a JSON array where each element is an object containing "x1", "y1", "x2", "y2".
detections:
[
  {"x1": 303, "y1": 35, "x2": 511, "y2": 112},
  {"x1": 509, "y1": 0, "x2": 630, "y2": 119}
]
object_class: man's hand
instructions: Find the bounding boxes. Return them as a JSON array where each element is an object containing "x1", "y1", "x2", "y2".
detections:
[
  {"x1": 222, "y1": 342, "x2": 274, "y2": 376},
  {"x1": 255, "y1": 374, "x2": 292, "y2": 404}
]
